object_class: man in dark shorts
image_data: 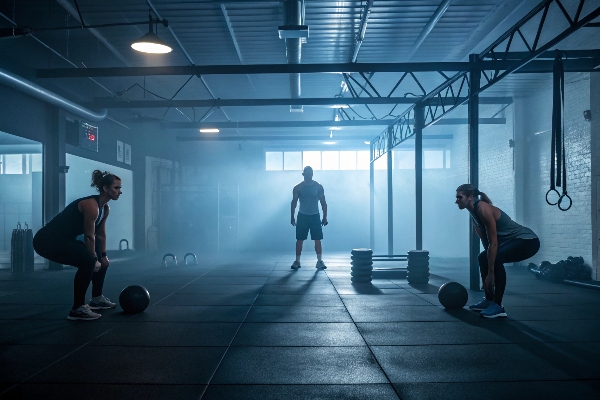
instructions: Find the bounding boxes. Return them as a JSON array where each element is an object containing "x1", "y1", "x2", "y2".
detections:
[{"x1": 290, "y1": 166, "x2": 328, "y2": 269}]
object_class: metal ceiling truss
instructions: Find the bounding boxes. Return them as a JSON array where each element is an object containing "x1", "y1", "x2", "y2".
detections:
[
  {"x1": 161, "y1": 117, "x2": 506, "y2": 130},
  {"x1": 369, "y1": 0, "x2": 600, "y2": 162},
  {"x1": 89, "y1": 96, "x2": 512, "y2": 109},
  {"x1": 35, "y1": 58, "x2": 599, "y2": 79}
]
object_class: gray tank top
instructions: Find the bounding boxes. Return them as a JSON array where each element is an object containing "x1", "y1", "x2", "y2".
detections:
[
  {"x1": 298, "y1": 180, "x2": 323, "y2": 215},
  {"x1": 471, "y1": 200, "x2": 537, "y2": 246}
]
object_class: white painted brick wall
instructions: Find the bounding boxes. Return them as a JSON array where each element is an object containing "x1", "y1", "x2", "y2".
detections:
[{"x1": 517, "y1": 74, "x2": 592, "y2": 267}]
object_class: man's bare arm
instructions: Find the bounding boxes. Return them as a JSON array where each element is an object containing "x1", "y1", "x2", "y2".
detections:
[{"x1": 291, "y1": 185, "x2": 299, "y2": 225}]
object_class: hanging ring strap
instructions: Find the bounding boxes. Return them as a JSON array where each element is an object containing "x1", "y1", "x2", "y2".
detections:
[
  {"x1": 546, "y1": 51, "x2": 561, "y2": 206},
  {"x1": 555, "y1": 50, "x2": 571, "y2": 211}
]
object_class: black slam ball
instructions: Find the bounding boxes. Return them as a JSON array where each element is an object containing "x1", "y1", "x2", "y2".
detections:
[
  {"x1": 438, "y1": 282, "x2": 468, "y2": 309},
  {"x1": 119, "y1": 285, "x2": 150, "y2": 314}
]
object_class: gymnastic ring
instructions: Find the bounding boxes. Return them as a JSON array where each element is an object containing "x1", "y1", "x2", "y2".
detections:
[
  {"x1": 557, "y1": 193, "x2": 572, "y2": 211},
  {"x1": 545, "y1": 189, "x2": 560, "y2": 206}
]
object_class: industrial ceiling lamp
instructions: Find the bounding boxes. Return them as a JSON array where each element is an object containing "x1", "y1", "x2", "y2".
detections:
[{"x1": 131, "y1": 13, "x2": 172, "y2": 54}]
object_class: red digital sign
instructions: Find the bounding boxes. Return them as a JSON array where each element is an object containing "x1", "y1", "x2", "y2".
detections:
[{"x1": 80, "y1": 122, "x2": 99, "y2": 152}]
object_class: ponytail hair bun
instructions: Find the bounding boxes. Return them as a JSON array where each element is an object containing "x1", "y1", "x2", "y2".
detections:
[{"x1": 91, "y1": 170, "x2": 121, "y2": 193}]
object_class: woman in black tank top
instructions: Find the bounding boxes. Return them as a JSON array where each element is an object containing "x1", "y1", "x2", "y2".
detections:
[
  {"x1": 456, "y1": 184, "x2": 539, "y2": 319},
  {"x1": 33, "y1": 170, "x2": 122, "y2": 321}
]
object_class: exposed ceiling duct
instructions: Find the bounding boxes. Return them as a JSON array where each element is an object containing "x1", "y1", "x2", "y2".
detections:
[
  {"x1": 0, "y1": 67, "x2": 107, "y2": 121},
  {"x1": 349, "y1": 0, "x2": 374, "y2": 63},
  {"x1": 280, "y1": 0, "x2": 307, "y2": 112}
]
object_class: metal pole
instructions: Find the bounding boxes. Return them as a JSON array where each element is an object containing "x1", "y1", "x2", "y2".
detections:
[
  {"x1": 370, "y1": 142, "x2": 375, "y2": 250},
  {"x1": 468, "y1": 54, "x2": 481, "y2": 291},
  {"x1": 387, "y1": 126, "x2": 394, "y2": 255},
  {"x1": 414, "y1": 106, "x2": 424, "y2": 250}
]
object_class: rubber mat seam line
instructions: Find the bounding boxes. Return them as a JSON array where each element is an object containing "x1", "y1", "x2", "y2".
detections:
[
  {"x1": 198, "y1": 261, "x2": 280, "y2": 400},
  {"x1": 324, "y1": 269, "x2": 405, "y2": 400},
  {"x1": 0, "y1": 263, "x2": 244, "y2": 397}
]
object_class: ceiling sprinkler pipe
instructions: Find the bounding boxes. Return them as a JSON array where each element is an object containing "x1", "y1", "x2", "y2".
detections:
[{"x1": 0, "y1": 67, "x2": 107, "y2": 121}]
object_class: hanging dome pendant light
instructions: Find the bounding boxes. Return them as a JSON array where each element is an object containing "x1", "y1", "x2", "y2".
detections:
[{"x1": 131, "y1": 14, "x2": 172, "y2": 54}]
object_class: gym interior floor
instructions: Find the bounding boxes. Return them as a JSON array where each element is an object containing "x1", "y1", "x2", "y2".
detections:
[{"x1": 1, "y1": 252, "x2": 600, "y2": 400}]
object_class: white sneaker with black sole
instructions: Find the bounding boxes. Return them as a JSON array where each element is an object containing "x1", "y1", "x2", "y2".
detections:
[
  {"x1": 67, "y1": 305, "x2": 102, "y2": 321},
  {"x1": 88, "y1": 295, "x2": 117, "y2": 310}
]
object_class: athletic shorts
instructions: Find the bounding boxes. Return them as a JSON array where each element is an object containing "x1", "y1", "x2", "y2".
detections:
[{"x1": 296, "y1": 213, "x2": 323, "y2": 241}]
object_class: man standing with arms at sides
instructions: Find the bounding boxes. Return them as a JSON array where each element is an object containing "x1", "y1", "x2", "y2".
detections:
[{"x1": 291, "y1": 166, "x2": 328, "y2": 270}]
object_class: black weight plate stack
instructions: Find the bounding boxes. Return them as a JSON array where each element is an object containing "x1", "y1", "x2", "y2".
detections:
[
  {"x1": 350, "y1": 248, "x2": 373, "y2": 283},
  {"x1": 407, "y1": 250, "x2": 429, "y2": 284},
  {"x1": 23, "y1": 227, "x2": 34, "y2": 272},
  {"x1": 11, "y1": 224, "x2": 23, "y2": 273}
]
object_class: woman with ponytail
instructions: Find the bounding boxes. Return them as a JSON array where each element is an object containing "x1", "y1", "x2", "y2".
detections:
[
  {"x1": 33, "y1": 170, "x2": 122, "y2": 321},
  {"x1": 455, "y1": 184, "x2": 539, "y2": 318}
]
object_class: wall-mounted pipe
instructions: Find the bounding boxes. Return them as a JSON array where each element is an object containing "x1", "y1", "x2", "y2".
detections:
[
  {"x1": 349, "y1": 0, "x2": 374, "y2": 63},
  {"x1": 0, "y1": 67, "x2": 107, "y2": 121},
  {"x1": 405, "y1": 0, "x2": 453, "y2": 60}
]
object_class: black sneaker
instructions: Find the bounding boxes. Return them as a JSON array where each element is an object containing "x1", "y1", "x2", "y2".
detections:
[
  {"x1": 67, "y1": 305, "x2": 102, "y2": 321},
  {"x1": 291, "y1": 261, "x2": 301, "y2": 269}
]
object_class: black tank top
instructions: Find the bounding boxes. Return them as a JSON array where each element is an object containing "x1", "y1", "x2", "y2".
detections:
[{"x1": 45, "y1": 195, "x2": 105, "y2": 239}]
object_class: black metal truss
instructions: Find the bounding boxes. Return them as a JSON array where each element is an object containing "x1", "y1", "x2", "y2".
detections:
[
  {"x1": 90, "y1": 96, "x2": 513, "y2": 109},
  {"x1": 371, "y1": 109, "x2": 414, "y2": 162},
  {"x1": 176, "y1": 134, "x2": 453, "y2": 142},
  {"x1": 161, "y1": 117, "x2": 505, "y2": 130},
  {"x1": 370, "y1": 0, "x2": 600, "y2": 162}
]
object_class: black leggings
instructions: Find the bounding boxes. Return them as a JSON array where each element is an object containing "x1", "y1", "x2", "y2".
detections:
[
  {"x1": 33, "y1": 227, "x2": 108, "y2": 309},
  {"x1": 478, "y1": 238, "x2": 540, "y2": 305}
]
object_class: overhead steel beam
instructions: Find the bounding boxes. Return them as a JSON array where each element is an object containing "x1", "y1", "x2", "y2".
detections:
[
  {"x1": 37, "y1": 59, "x2": 597, "y2": 79},
  {"x1": 89, "y1": 96, "x2": 513, "y2": 108},
  {"x1": 176, "y1": 134, "x2": 454, "y2": 142},
  {"x1": 163, "y1": 118, "x2": 505, "y2": 129},
  {"x1": 482, "y1": 49, "x2": 600, "y2": 59},
  {"x1": 370, "y1": 0, "x2": 600, "y2": 162},
  {"x1": 37, "y1": 63, "x2": 469, "y2": 78}
]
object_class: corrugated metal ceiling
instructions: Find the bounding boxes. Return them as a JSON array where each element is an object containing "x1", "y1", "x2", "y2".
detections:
[{"x1": 0, "y1": 0, "x2": 597, "y2": 140}]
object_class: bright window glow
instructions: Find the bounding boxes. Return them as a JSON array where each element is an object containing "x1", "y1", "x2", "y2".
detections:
[
  {"x1": 424, "y1": 150, "x2": 444, "y2": 169},
  {"x1": 4, "y1": 154, "x2": 22, "y2": 174},
  {"x1": 340, "y1": 151, "x2": 357, "y2": 170},
  {"x1": 395, "y1": 151, "x2": 414, "y2": 169},
  {"x1": 322, "y1": 151, "x2": 339, "y2": 170},
  {"x1": 303, "y1": 151, "x2": 321, "y2": 170},
  {"x1": 374, "y1": 154, "x2": 387, "y2": 170},
  {"x1": 266, "y1": 152, "x2": 283, "y2": 171},
  {"x1": 284, "y1": 151, "x2": 302, "y2": 170},
  {"x1": 445, "y1": 150, "x2": 451, "y2": 168},
  {"x1": 31, "y1": 154, "x2": 42, "y2": 172},
  {"x1": 357, "y1": 151, "x2": 370, "y2": 170}
]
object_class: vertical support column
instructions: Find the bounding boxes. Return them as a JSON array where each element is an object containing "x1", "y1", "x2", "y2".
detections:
[
  {"x1": 387, "y1": 126, "x2": 393, "y2": 255},
  {"x1": 414, "y1": 106, "x2": 424, "y2": 251},
  {"x1": 43, "y1": 108, "x2": 67, "y2": 270},
  {"x1": 369, "y1": 142, "x2": 375, "y2": 250},
  {"x1": 468, "y1": 54, "x2": 481, "y2": 291},
  {"x1": 43, "y1": 108, "x2": 66, "y2": 225}
]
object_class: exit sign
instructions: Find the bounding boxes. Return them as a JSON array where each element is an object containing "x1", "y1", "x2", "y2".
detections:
[{"x1": 79, "y1": 122, "x2": 98, "y2": 152}]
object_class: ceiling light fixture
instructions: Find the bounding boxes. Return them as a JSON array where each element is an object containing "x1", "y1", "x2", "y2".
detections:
[
  {"x1": 199, "y1": 128, "x2": 220, "y2": 133},
  {"x1": 131, "y1": 13, "x2": 172, "y2": 54},
  {"x1": 323, "y1": 141, "x2": 337, "y2": 145}
]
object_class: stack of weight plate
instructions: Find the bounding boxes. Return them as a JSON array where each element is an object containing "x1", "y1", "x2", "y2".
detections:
[
  {"x1": 407, "y1": 250, "x2": 430, "y2": 284},
  {"x1": 351, "y1": 248, "x2": 373, "y2": 283}
]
